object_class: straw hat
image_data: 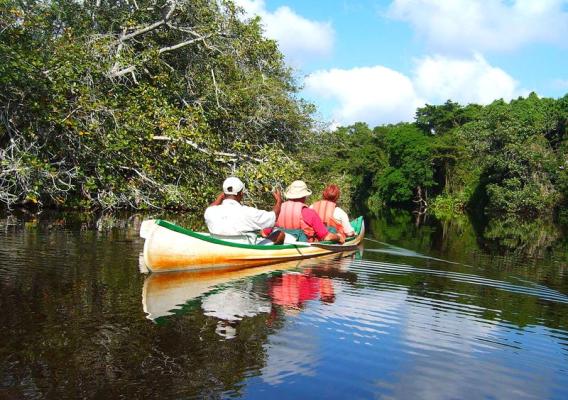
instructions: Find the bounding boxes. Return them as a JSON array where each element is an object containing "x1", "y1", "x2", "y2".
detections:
[{"x1": 284, "y1": 180, "x2": 312, "y2": 199}]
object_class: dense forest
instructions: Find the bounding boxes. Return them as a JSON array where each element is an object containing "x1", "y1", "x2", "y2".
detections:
[
  {"x1": 310, "y1": 95, "x2": 568, "y2": 226},
  {"x1": 1, "y1": 0, "x2": 567, "y2": 227}
]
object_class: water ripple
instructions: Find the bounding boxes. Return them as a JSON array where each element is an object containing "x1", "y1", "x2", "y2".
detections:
[{"x1": 352, "y1": 259, "x2": 568, "y2": 304}]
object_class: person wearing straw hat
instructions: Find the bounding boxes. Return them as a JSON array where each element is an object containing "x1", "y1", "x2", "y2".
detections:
[
  {"x1": 275, "y1": 180, "x2": 345, "y2": 244},
  {"x1": 204, "y1": 177, "x2": 283, "y2": 243}
]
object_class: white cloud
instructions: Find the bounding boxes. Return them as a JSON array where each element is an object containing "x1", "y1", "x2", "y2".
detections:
[
  {"x1": 304, "y1": 54, "x2": 525, "y2": 126},
  {"x1": 234, "y1": 0, "x2": 334, "y2": 65},
  {"x1": 388, "y1": 0, "x2": 568, "y2": 53},
  {"x1": 413, "y1": 53, "x2": 524, "y2": 105},
  {"x1": 305, "y1": 66, "x2": 424, "y2": 127}
]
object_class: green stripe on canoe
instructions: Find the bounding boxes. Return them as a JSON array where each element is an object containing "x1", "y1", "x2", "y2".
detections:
[
  {"x1": 155, "y1": 220, "x2": 309, "y2": 250},
  {"x1": 155, "y1": 216, "x2": 363, "y2": 250}
]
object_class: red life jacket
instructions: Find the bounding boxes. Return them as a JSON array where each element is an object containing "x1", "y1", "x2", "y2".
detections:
[
  {"x1": 276, "y1": 201, "x2": 316, "y2": 240},
  {"x1": 311, "y1": 200, "x2": 346, "y2": 238}
]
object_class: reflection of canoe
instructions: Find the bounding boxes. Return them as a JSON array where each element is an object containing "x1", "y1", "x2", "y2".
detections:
[
  {"x1": 140, "y1": 217, "x2": 364, "y2": 273},
  {"x1": 143, "y1": 264, "x2": 284, "y2": 320},
  {"x1": 142, "y1": 252, "x2": 358, "y2": 321}
]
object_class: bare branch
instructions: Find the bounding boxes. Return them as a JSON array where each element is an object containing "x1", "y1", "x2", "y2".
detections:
[
  {"x1": 115, "y1": 20, "x2": 165, "y2": 45},
  {"x1": 158, "y1": 34, "x2": 213, "y2": 54},
  {"x1": 119, "y1": 166, "x2": 161, "y2": 187},
  {"x1": 111, "y1": 1, "x2": 177, "y2": 45},
  {"x1": 211, "y1": 68, "x2": 221, "y2": 108},
  {"x1": 108, "y1": 65, "x2": 136, "y2": 78},
  {"x1": 152, "y1": 135, "x2": 263, "y2": 163}
]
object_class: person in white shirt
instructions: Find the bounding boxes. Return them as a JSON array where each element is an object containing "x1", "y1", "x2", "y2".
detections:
[{"x1": 204, "y1": 177, "x2": 282, "y2": 241}]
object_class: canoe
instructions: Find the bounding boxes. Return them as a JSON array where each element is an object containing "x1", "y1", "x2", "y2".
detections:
[{"x1": 140, "y1": 216, "x2": 364, "y2": 273}]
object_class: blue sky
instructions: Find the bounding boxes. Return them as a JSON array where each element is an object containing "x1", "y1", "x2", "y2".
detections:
[{"x1": 235, "y1": 0, "x2": 568, "y2": 127}]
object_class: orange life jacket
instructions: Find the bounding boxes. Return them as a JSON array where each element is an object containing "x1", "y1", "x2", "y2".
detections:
[
  {"x1": 311, "y1": 200, "x2": 346, "y2": 238},
  {"x1": 311, "y1": 200, "x2": 336, "y2": 225},
  {"x1": 276, "y1": 201, "x2": 316, "y2": 240}
]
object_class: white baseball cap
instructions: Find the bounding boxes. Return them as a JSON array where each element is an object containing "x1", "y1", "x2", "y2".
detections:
[{"x1": 222, "y1": 177, "x2": 245, "y2": 195}]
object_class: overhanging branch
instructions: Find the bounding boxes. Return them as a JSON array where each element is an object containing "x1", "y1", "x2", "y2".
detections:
[
  {"x1": 152, "y1": 135, "x2": 263, "y2": 163},
  {"x1": 158, "y1": 34, "x2": 213, "y2": 54}
]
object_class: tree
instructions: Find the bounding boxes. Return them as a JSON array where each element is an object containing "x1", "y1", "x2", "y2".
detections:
[
  {"x1": 415, "y1": 100, "x2": 481, "y2": 136},
  {"x1": 0, "y1": 0, "x2": 314, "y2": 210},
  {"x1": 375, "y1": 123, "x2": 435, "y2": 208},
  {"x1": 302, "y1": 122, "x2": 388, "y2": 214},
  {"x1": 457, "y1": 94, "x2": 560, "y2": 217}
]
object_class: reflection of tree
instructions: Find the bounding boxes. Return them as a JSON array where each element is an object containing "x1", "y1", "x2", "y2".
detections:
[
  {"x1": 1, "y1": 273, "x2": 276, "y2": 398},
  {"x1": 366, "y1": 268, "x2": 568, "y2": 332},
  {"x1": 482, "y1": 217, "x2": 561, "y2": 256},
  {"x1": 4, "y1": 211, "x2": 567, "y2": 398},
  {"x1": 0, "y1": 217, "x2": 277, "y2": 398},
  {"x1": 369, "y1": 210, "x2": 478, "y2": 263},
  {"x1": 370, "y1": 209, "x2": 416, "y2": 243},
  {"x1": 0, "y1": 209, "x2": 206, "y2": 234},
  {"x1": 369, "y1": 210, "x2": 566, "y2": 263}
]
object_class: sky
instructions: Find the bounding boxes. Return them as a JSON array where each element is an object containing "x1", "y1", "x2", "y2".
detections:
[{"x1": 234, "y1": 0, "x2": 568, "y2": 128}]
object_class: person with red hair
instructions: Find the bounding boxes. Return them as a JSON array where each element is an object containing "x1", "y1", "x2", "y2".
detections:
[{"x1": 310, "y1": 184, "x2": 355, "y2": 238}]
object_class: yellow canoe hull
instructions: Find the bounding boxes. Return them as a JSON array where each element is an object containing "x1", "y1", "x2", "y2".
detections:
[{"x1": 140, "y1": 218, "x2": 365, "y2": 273}]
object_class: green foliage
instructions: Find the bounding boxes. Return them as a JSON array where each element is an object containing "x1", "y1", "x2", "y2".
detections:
[
  {"x1": 430, "y1": 194, "x2": 466, "y2": 220},
  {"x1": 303, "y1": 122, "x2": 436, "y2": 214},
  {"x1": 374, "y1": 124, "x2": 435, "y2": 206},
  {"x1": 303, "y1": 93, "x2": 567, "y2": 226},
  {"x1": 416, "y1": 100, "x2": 481, "y2": 135},
  {"x1": 457, "y1": 93, "x2": 562, "y2": 217},
  {"x1": 234, "y1": 146, "x2": 304, "y2": 207},
  {"x1": 301, "y1": 122, "x2": 387, "y2": 214},
  {"x1": 483, "y1": 216, "x2": 561, "y2": 256},
  {"x1": 2, "y1": 0, "x2": 566, "y2": 227},
  {"x1": 0, "y1": 0, "x2": 314, "y2": 210}
]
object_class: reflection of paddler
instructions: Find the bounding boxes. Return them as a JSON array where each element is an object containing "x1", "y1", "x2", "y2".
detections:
[
  {"x1": 269, "y1": 271, "x2": 335, "y2": 309},
  {"x1": 201, "y1": 283, "x2": 271, "y2": 340},
  {"x1": 201, "y1": 283, "x2": 270, "y2": 321},
  {"x1": 319, "y1": 277, "x2": 335, "y2": 303}
]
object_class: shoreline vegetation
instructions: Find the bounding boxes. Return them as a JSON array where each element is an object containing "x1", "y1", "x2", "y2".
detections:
[
  {"x1": 1, "y1": 1, "x2": 567, "y2": 230},
  {"x1": 309, "y1": 95, "x2": 568, "y2": 224}
]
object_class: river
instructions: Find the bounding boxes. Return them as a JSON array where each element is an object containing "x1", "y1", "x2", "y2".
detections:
[{"x1": 1, "y1": 211, "x2": 567, "y2": 399}]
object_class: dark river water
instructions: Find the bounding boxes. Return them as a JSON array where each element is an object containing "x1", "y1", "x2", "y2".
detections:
[{"x1": 1, "y1": 211, "x2": 567, "y2": 399}]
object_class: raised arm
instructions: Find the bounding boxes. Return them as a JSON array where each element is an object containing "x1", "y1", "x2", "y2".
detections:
[
  {"x1": 272, "y1": 190, "x2": 282, "y2": 219},
  {"x1": 210, "y1": 192, "x2": 225, "y2": 206}
]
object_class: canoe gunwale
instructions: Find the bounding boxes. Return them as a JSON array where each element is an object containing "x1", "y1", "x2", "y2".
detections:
[{"x1": 155, "y1": 217, "x2": 363, "y2": 251}]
